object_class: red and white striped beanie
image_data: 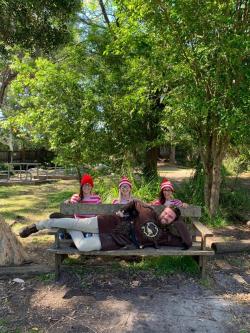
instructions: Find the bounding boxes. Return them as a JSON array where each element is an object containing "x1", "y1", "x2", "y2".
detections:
[
  {"x1": 160, "y1": 178, "x2": 174, "y2": 192},
  {"x1": 119, "y1": 176, "x2": 132, "y2": 188}
]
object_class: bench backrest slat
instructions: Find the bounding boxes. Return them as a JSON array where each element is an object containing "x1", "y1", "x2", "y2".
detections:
[{"x1": 60, "y1": 203, "x2": 201, "y2": 218}]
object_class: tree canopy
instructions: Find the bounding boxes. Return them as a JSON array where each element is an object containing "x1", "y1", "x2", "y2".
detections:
[{"x1": 1, "y1": 0, "x2": 249, "y2": 215}]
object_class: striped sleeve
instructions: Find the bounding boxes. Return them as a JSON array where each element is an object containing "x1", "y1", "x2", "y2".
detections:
[{"x1": 170, "y1": 199, "x2": 183, "y2": 207}]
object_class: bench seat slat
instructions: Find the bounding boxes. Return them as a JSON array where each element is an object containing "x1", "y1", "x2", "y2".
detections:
[{"x1": 47, "y1": 246, "x2": 214, "y2": 256}]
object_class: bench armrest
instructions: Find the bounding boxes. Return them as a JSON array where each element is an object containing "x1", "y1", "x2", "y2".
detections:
[
  {"x1": 192, "y1": 221, "x2": 213, "y2": 238},
  {"x1": 192, "y1": 221, "x2": 213, "y2": 250}
]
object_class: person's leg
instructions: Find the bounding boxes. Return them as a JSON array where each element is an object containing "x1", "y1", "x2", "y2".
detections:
[
  {"x1": 37, "y1": 216, "x2": 99, "y2": 233},
  {"x1": 69, "y1": 231, "x2": 102, "y2": 251}
]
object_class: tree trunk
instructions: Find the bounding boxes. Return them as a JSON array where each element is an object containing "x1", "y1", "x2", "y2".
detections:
[
  {"x1": 169, "y1": 144, "x2": 176, "y2": 164},
  {"x1": 209, "y1": 156, "x2": 223, "y2": 216},
  {"x1": 76, "y1": 166, "x2": 82, "y2": 182},
  {"x1": 200, "y1": 134, "x2": 228, "y2": 217},
  {"x1": 143, "y1": 146, "x2": 158, "y2": 178},
  {"x1": 0, "y1": 216, "x2": 28, "y2": 265}
]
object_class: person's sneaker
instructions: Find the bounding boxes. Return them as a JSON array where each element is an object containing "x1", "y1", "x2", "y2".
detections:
[
  {"x1": 19, "y1": 224, "x2": 38, "y2": 238},
  {"x1": 49, "y1": 212, "x2": 67, "y2": 218}
]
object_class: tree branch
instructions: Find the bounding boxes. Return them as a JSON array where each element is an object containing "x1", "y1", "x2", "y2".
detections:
[
  {"x1": 0, "y1": 67, "x2": 17, "y2": 107},
  {"x1": 98, "y1": 0, "x2": 110, "y2": 26}
]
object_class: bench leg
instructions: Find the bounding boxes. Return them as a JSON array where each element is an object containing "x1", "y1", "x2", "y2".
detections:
[
  {"x1": 55, "y1": 254, "x2": 62, "y2": 281},
  {"x1": 199, "y1": 256, "x2": 207, "y2": 279}
]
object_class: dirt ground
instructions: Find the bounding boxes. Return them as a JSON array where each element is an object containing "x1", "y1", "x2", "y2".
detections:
[
  {"x1": 0, "y1": 231, "x2": 249, "y2": 333},
  {"x1": 0, "y1": 167, "x2": 249, "y2": 333}
]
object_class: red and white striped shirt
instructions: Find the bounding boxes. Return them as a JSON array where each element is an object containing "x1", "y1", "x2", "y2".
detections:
[{"x1": 70, "y1": 193, "x2": 102, "y2": 218}]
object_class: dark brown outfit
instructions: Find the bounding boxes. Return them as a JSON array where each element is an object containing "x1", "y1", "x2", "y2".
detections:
[{"x1": 97, "y1": 200, "x2": 192, "y2": 251}]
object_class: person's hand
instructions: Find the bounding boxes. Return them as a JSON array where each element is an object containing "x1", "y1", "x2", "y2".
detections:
[
  {"x1": 116, "y1": 210, "x2": 125, "y2": 218},
  {"x1": 182, "y1": 202, "x2": 189, "y2": 208},
  {"x1": 64, "y1": 199, "x2": 70, "y2": 204}
]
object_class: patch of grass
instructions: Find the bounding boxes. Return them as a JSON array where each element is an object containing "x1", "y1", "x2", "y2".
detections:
[
  {"x1": 0, "y1": 319, "x2": 8, "y2": 326},
  {"x1": 123, "y1": 256, "x2": 200, "y2": 275},
  {"x1": 0, "y1": 180, "x2": 77, "y2": 223},
  {"x1": 47, "y1": 190, "x2": 75, "y2": 209},
  {"x1": 199, "y1": 277, "x2": 214, "y2": 288},
  {"x1": 64, "y1": 256, "x2": 199, "y2": 277},
  {"x1": 64, "y1": 256, "x2": 80, "y2": 265},
  {"x1": 201, "y1": 209, "x2": 229, "y2": 228},
  {"x1": 0, "y1": 319, "x2": 23, "y2": 333},
  {"x1": 36, "y1": 273, "x2": 55, "y2": 282},
  {"x1": 220, "y1": 185, "x2": 250, "y2": 214}
]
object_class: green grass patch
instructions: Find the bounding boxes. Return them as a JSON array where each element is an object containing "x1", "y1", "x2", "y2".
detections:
[
  {"x1": 201, "y1": 209, "x2": 229, "y2": 228},
  {"x1": 123, "y1": 256, "x2": 200, "y2": 275},
  {"x1": 36, "y1": 273, "x2": 55, "y2": 282},
  {"x1": 199, "y1": 277, "x2": 214, "y2": 288},
  {"x1": 47, "y1": 190, "x2": 75, "y2": 209},
  {"x1": 65, "y1": 256, "x2": 199, "y2": 276},
  {"x1": 0, "y1": 319, "x2": 8, "y2": 326}
]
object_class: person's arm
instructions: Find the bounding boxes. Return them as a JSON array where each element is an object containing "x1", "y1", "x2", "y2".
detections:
[
  {"x1": 150, "y1": 199, "x2": 161, "y2": 206},
  {"x1": 172, "y1": 198, "x2": 189, "y2": 208},
  {"x1": 116, "y1": 200, "x2": 139, "y2": 219},
  {"x1": 69, "y1": 194, "x2": 80, "y2": 204},
  {"x1": 172, "y1": 218, "x2": 192, "y2": 249}
]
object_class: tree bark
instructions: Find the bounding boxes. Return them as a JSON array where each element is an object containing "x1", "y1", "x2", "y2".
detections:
[
  {"x1": 169, "y1": 144, "x2": 176, "y2": 164},
  {"x1": 98, "y1": 0, "x2": 110, "y2": 26},
  {"x1": 0, "y1": 67, "x2": 17, "y2": 107},
  {"x1": 143, "y1": 146, "x2": 158, "y2": 178},
  {"x1": 0, "y1": 216, "x2": 28, "y2": 265},
  {"x1": 200, "y1": 134, "x2": 228, "y2": 216},
  {"x1": 209, "y1": 156, "x2": 223, "y2": 216}
]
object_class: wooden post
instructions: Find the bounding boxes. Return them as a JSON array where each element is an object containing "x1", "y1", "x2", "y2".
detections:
[
  {"x1": 200, "y1": 256, "x2": 207, "y2": 279},
  {"x1": 55, "y1": 254, "x2": 62, "y2": 281}
]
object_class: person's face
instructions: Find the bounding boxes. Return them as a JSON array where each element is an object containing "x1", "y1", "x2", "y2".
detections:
[
  {"x1": 159, "y1": 207, "x2": 176, "y2": 225},
  {"x1": 162, "y1": 188, "x2": 173, "y2": 200},
  {"x1": 82, "y1": 183, "x2": 92, "y2": 195},
  {"x1": 120, "y1": 184, "x2": 131, "y2": 196}
]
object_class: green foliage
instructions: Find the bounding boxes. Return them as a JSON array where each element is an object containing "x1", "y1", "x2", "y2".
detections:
[
  {"x1": 0, "y1": 0, "x2": 82, "y2": 53},
  {"x1": 220, "y1": 185, "x2": 249, "y2": 211},
  {"x1": 224, "y1": 148, "x2": 250, "y2": 176},
  {"x1": 1, "y1": 0, "x2": 249, "y2": 215}
]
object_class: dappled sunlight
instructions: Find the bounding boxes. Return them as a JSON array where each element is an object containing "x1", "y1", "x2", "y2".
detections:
[
  {"x1": 232, "y1": 273, "x2": 249, "y2": 286},
  {"x1": 0, "y1": 180, "x2": 78, "y2": 223},
  {"x1": 215, "y1": 260, "x2": 233, "y2": 270},
  {"x1": 223, "y1": 292, "x2": 250, "y2": 304},
  {"x1": 30, "y1": 286, "x2": 75, "y2": 310},
  {"x1": 158, "y1": 167, "x2": 194, "y2": 181},
  {"x1": 95, "y1": 298, "x2": 138, "y2": 332}
]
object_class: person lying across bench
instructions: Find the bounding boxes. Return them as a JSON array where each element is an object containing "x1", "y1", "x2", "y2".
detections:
[{"x1": 19, "y1": 200, "x2": 192, "y2": 251}]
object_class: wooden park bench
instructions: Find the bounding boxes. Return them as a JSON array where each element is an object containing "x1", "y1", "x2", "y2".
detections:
[{"x1": 47, "y1": 203, "x2": 214, "y2": 280}]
